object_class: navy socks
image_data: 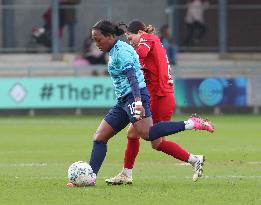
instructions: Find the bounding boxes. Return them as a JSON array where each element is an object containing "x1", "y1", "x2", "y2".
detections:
[
  {"x1": 148, "y1": 121, "x2": 185, "y2": 141},
  {"x1": 89, "y1": 140, "x2": 107, "y2": 175},
  {"x1": 89, "y1": 122, "x2": 185, "y2": 174}
]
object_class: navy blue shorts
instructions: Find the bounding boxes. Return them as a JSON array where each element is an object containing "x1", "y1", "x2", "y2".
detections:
[{"x1": 104, "y1": 87, "x2": 151, "y2": 132}]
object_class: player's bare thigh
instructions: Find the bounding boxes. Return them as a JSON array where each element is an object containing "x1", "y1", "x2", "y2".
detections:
[
  {"x1": 127, "y1": 123, "x2": 162, "y2": 149},
  {"x1": 94, "y1": 119, "x2": 117, "y2": 142},
  {"x1": 127, "y1": 95, "x2": 175, "y2": 146}
]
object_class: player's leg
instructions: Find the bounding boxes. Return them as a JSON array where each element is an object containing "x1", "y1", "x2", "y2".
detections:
[
  {"x1": 90, "y1": 105, "x2": 130, "y2": 175},
  {"x1": 152, "y1": 136, "x2": 206, "y2": 180},
  {"x1": 124, "y1": 88, "x2": 214, "y2": 141},
  {"x1": 68, "y1": 104, "x2": 130, "y2": 187},
  {"x1": 150, "y1": 95, "x2": 190, "y2": 162},
  {"x1": 133, "y1": 120, "x2": 207, "y2": 182},
  {"x1": 105, "y1": 89, "x2": 148, "y2": 185},
  {"x1": 106, "y1": 89, "x2": 152, "y2": 181},
  {"x1": 133, "y1": 114, "x2": 208, "y2": 182},
  {"x1": 147, "y1": 95, "x2": 208, "y2": 181},
  {"x1": 105, "y1": 125, "x2": 139, "y2": 185},
  {"x1": 106, "y1": 114, "x2": 197, "y2": 185},
  {"x1": 123, "y1": 125, "x2": 140, "y2": 173},
  {"x1": 135, "y1": 112, "x2": 214, "y2": 141},
  {"x1": 88, "y1": 119, "x2": 117, "y2": 176},
  {"x1": 67, "y1": 119, "x2": 116, "y2": 188}
]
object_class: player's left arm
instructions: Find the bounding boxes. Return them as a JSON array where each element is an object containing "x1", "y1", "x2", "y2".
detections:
[
  {"x1": 123, "y1": 64, "x2": 144, "y2": 120},
  {"x1": 122, "y1": 63, "x2": 141, "y2": 100},
  {"x1": 117, "y1": 51, "x2": 144, "y2": 120}
]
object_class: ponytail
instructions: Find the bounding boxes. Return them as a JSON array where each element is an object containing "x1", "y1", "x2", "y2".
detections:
[
  {"x1": 114, "y1": 22, "x2": 127, "y2": 36},
  {"x1": 127, "y1": 20, "x2": 156, "y2": 34},
  {"x1": 144, "y1": 25, "x2": 156, "y2": 34}
]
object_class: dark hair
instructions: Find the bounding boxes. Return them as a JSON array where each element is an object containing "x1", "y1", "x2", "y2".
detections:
[
  {"x1": 92, "y1": 20, "x2": 125, "y2": 37},
  {"x1": 127, "y1": 20, "x2": 156, "y2": 34}
]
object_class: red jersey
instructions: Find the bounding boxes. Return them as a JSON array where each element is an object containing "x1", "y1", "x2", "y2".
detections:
[{"x1": 136, "y1": 33, "x2": 174, "y2": 97}]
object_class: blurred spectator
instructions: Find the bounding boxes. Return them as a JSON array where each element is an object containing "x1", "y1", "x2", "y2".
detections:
[
  {"x1": 159, "y1": 24, "x2": 177, "y2": 65},
  {"x1": 32, "y1": 0, "x2": 80, "y2": 49},
  {"x1": 184, "y1": 0, "x2": 209, "y2": 47},
  {"x1": 59, "y1": 0, "x2": 81, "y2": 50},
  {"x1": 31, "y1": 7, "x2": 56, "y2": 47},
  {"x1": 72, "y1": 32, "x2": 107, "y2": 76},
  {"x1": 83, "y1": 34, "x2": 107, "y2": 65}
]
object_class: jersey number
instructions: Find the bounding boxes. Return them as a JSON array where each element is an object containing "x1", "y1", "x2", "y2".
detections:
[
  {"x1": 128, "y1": 102, "x2": 136, "y2": 115},
  {"x1": 166, "y1": 54, "x2": 172, "y2": 80}
]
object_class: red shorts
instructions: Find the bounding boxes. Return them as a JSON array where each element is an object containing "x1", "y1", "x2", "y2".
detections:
[{"x1": 150, "y1": 94, "x2": 176, "y2": 124}]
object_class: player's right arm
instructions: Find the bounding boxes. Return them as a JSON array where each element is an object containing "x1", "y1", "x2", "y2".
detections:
[{"x1": 136, "y1": 39, "x2": 153, "y2": 59}]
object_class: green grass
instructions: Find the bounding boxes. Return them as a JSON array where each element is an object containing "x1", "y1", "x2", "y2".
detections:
[{"x1": 0, "y1": 115, "x2": 260, "y2": 205}]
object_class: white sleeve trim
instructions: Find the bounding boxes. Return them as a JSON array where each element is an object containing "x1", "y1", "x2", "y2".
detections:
[{"x1": 138, "y1": 42, "x2": 151, "y2": 51}]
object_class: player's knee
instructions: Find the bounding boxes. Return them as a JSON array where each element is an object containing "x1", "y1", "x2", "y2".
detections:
[
  {"x1": 127, "y1": 130, "x2": 140, "y2": 139},
  {"x1": 151, "y1": 143, "x2": 159, "y2": 150},
  {"x1": 150, "y1": 139, "x2": 162, "y2": 150},
  {"x1": 134, "y1": 122, "x2": 151, "y2": 141},
  {"x1": 93, "y1": 132, "x2": 108, "y2": 142},
  {"x1": 139, "y1": 130, "x2": 150, "y2": 140}
]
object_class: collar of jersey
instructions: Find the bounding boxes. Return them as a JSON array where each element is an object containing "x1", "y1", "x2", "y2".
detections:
[{"x1": 108, "y1": 40, "x2": 119, "y2": 55}]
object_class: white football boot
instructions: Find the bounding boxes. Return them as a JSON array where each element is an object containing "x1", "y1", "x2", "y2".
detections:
[
  {"x1": 191, "y1": 155, "x2": 205, "y2": 182},
  {"x1": 105, "y1": 172, "x2": 133, "y2": 185}
]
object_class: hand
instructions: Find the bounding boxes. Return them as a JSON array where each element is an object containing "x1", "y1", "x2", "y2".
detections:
[{"x1": 134, "y1": 101, "x2": 145, "y2": 120}]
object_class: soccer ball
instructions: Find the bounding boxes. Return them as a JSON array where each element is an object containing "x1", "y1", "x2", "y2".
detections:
[{"x1": 68, "y1": 161, "x2": 96, "y2": 186}]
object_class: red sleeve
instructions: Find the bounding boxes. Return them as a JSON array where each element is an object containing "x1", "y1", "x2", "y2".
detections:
[{"x1": 136, "y1": 40, "x2": 153, "y2": 59}]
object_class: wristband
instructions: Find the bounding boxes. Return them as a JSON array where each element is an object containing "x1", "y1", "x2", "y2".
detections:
[{"x1": 135, "y1": 101, "x2": 142, "y2": 106}]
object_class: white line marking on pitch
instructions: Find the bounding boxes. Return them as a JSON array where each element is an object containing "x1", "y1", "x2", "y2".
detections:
[
  {"x1": 246, "y1": 162, "x2": 261, "y2": 165},
  {"x1": 11, "y1": 175, "x2": 261, "y2": 180},
  {"x1": 0, "y1": 161, "x2": 260, "y2": 167},
  {"x1": 0, "y1": 163, "x2": 48, "y2": 167},
  {"x1": 125, "y1": 176, "x2": 261, "y2": 179}
]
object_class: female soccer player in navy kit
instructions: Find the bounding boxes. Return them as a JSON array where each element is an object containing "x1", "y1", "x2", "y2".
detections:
[
  {"x1": 105, "y1": 20, "x2": 214, "y2": 185},
  {"x1": 67, "y1": 20, "x2": 214, "y2": 187}
]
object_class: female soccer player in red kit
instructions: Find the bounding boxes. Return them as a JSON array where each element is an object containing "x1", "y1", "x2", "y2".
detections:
[{"x1": 105, "y1": 20, "x2": 214, "y2": 185}]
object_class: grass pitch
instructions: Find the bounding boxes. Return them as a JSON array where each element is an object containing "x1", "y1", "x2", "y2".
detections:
[{"x1": 0, "y1": 115, "x2": 260, "y2": 205}]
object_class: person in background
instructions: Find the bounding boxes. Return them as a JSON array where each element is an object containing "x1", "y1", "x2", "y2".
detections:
[
  {"x1": 159, "y1": 24, "x2": 177, "y2": 65},
  {"x1": 83, "y1": 33, "x2": 107, "y2": 65},
  {"x1": 59, "y1": 0, "x2": 81, "y2": 51},
  {"x1": 32, "y1": 0, "x2": 80, "y2": 49},
  {"x1": 184, "y1": 0, "x2": 209, "y2": 47}
]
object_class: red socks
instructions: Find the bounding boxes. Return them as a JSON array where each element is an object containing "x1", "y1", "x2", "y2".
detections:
[
  {"x1": 124, "y1": 138, "x2": 140, "y2": 169},
  {"x1": 124, "y1": 138, "x2": 189, "y2": 169},
  {"x1": 157, "y1": 140, "x2": 190, "y2": 162}
]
